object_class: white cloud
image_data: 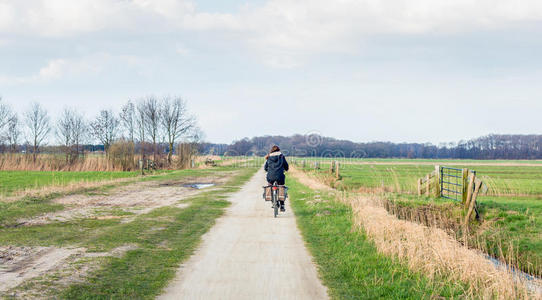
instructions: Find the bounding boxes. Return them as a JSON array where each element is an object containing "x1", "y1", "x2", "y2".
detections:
[
  {"x1": 0, "y1": 53, "x2": 143, "y2": 85},
  {"x1": 1, "y1": 0, "x2": 542, "y2": 67},
  {"x1": 232, "y1": 0, "x2": 542, "y2": 66},
  {"x1": 37, "y1": 57, "x2": 104, "y2": 80},
  {"x1": 37, "y1": 59, "x2": 69, "y2": 80},
  {"x1": 0, "y1": 2, "x2": 15, "y2": 30},
  {"x1": 132, "y1": 0, "x2": 196, "y2": 19},
  {"x1": 0, "y1": 58, "x2": 87, "y2": 84},
  {"x1": 3, "y1": 0, "x2": 541, "y2": 36},
  {"x1": 175, "y1": 43, "x2": 190, "y2": 55},
  {"x1": 0, "y1": 0, "x2": 235, "y2": 36}
]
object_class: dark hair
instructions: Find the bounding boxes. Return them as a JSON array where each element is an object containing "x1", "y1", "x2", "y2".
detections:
[{"x1": 270, "y1": 145, "x2": 280, "y2": 153}]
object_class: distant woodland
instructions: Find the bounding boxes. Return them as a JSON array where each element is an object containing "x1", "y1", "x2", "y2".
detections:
[{"x1": 201, "y1": 134, "x2": 542, "y2": 160}]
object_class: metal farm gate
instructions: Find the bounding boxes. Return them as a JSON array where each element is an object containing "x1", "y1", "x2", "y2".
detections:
[
  {"x1": 440, "y1": 166, "x2": 476, "y2": 201},
  {"x1": 440, "y1": 167, "x2": 463, "y2": 201}
]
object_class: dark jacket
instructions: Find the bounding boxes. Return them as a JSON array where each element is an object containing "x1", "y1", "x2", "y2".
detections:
[{"x1": 264, "y1": 151, "x2": 289, "y2": 183}]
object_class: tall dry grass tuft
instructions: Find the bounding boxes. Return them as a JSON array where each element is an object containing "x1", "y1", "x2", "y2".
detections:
[
  {"x1": 108, "y1": 141, "x2": 137, "y2": 171},
  {"x1": 381, "y1": 200, "x2": 463, "y2": 234},
  {"x1": 289, "y1": 166, "x2": 334, "y2": 191},
  {"x1": 344, "y1": 194, "x2": 540, "y2": 299},
  {"x1": 0, "y1": 153, "x2": 130, "y2": 171}
]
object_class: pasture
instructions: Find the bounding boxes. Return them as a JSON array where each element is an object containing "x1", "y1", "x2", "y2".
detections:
[
  {"x1": 292, "y1": 158, "x2": 542, "y2": 277},
  {"x1": 0, "y1": 170, "x2": 140, "y2": 196}
]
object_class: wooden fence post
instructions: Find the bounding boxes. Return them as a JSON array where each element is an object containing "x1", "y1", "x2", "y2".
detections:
[
  {"x1": 336, "y1": 162, "x2": 340, "y2": 179},
  {"x1": 426, "y1": 174, "x2": 430, "y2": 194},
  {"x1": 465, "y1": 179, "x2": 482, "y2": 226},
  {"x1": 464, "y1": 173, "x2": 475, "y2": 210},
  {"x1": 434, "y1": 165, "x2": 441, "y2": 197},
  {"x1": 139, "y1": 159, "x2": 144, "y2": 175},
  {"x1": 462, "y1": 169, "x2": 469, "y2": 204},
  {"x1": 417, "y1": 178, "x2": 422, "y2": 196}
]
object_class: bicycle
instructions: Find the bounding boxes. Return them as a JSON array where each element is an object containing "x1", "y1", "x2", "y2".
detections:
[{"x1": 263, "y1": 182, "x2": 288, "y2": 218}]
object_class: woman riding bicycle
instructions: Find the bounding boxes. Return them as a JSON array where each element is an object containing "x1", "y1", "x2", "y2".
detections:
[{"x1": 264, "y1": 145, "x2": 289, "y2": 211}]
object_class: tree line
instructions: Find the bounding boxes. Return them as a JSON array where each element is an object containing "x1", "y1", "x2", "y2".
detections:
[
  {"x1": 3, "y1": 96, "x2": 539, "y2": 161},
  {"x1": 0, "y1": 96, "x2": 199, "y2": 166},
  {"x1": 209, "y1": 134, "x2": 542, "y2": 160}
]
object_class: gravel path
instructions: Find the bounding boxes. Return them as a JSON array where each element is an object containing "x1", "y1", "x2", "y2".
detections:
[{"x1": 158, "y1": 169, "x2": 328, "y2": 300}]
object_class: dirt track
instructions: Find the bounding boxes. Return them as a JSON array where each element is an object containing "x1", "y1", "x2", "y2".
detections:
[
  {"x1": 0, "y1": 174, "x2": 226, "y2": 296},
  {"x1": 158, "y1": 169, "x2": 328, "y2": 300}
]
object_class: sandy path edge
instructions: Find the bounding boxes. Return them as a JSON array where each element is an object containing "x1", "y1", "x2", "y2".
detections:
[{"x1": 157, "y1": 168, "x2": 328, "y2": 300}]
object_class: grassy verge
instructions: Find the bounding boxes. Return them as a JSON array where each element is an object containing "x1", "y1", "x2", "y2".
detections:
[
  {"x1": 1, "y1": 166, "x2": 257, "y2": 298},
  {"x1": 287, "y1": 177, "x2": 465, "y2": 299}
]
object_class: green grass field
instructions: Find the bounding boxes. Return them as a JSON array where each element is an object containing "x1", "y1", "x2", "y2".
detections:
[
  {"x1": 292, "y1": 158, "x2": 542, "y2": 277},
  {"x1": 292, "y1": 159, "x2": 542, "y2": 195},
  {"x1": 0, "y1": 170, "x2": 140, "y2": 196},
  {"x1": 292, "y1": 157, "x2": 542, "y2": 165}
]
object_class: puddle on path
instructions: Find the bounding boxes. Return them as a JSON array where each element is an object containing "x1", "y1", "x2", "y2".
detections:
[{"x1": 183, "y1": 183, "x2": 215, "y2": 189}]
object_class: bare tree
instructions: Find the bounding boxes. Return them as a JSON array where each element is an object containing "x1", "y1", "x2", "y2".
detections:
[
  {"x1": 71, "y1": 111, "x2": 86, "y2": 158},
  {"x1": 56, "y1": 108, "x2": 86, "y2": 163},
  {"x1": 90, "y1": 109, "x2": 118, "y2": 155},
  {"x1": 24, "y1": 102, "x2": 51, "y2": 161},
  {"x1": 5, "y1": 113, "x2": 20, "y2": 153},
  {"x1": 136, "y1": 101, "x2": 147, "y2": 161},
  {"x1": 143, "y1": 97, "x2": 159, "y2": 161},
  {"x1": 119, "y1": 100, "x2": 135, "y2": 144},
  {"x1": 0, "y1": 96, "x2": 12, "y2": 133},
  {"x1": 160, "y1": 96, "x2": 196, "y2": 164},
  {"x1": 57, "y1": 108, "x2": 73, "y2": 162}
]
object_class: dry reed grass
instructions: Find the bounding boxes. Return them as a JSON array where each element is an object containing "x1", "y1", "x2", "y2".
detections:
[
  {"x1": 0, "y1": 154, "x2": 130, "y2": 172},
  {"x1": 0, "y1": 152, "x2": 198, "y2": 172},
  {"x1": 289, "y1": 166, "x2": 334, "y2": 191},
  {"x1": 344, "y1": 194, "x2": 540, "y2": 299},
  {"x1": 381, "y1": 200, "x2": 462, "y2": 233}
]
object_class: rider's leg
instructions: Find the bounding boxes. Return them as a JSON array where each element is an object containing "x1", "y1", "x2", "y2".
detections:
[{"x1": 276, "y1": 178, "x2": 286, "y2": 211}]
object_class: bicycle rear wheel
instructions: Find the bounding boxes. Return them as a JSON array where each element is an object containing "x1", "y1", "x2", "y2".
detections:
[{"x1": 273, "y1": 191, "x2": 278, "y2": 218}]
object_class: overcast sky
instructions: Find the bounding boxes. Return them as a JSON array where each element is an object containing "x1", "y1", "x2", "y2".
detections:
[{"x1": 1, "y1": 0, "x2": 542, "y2": 144}]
